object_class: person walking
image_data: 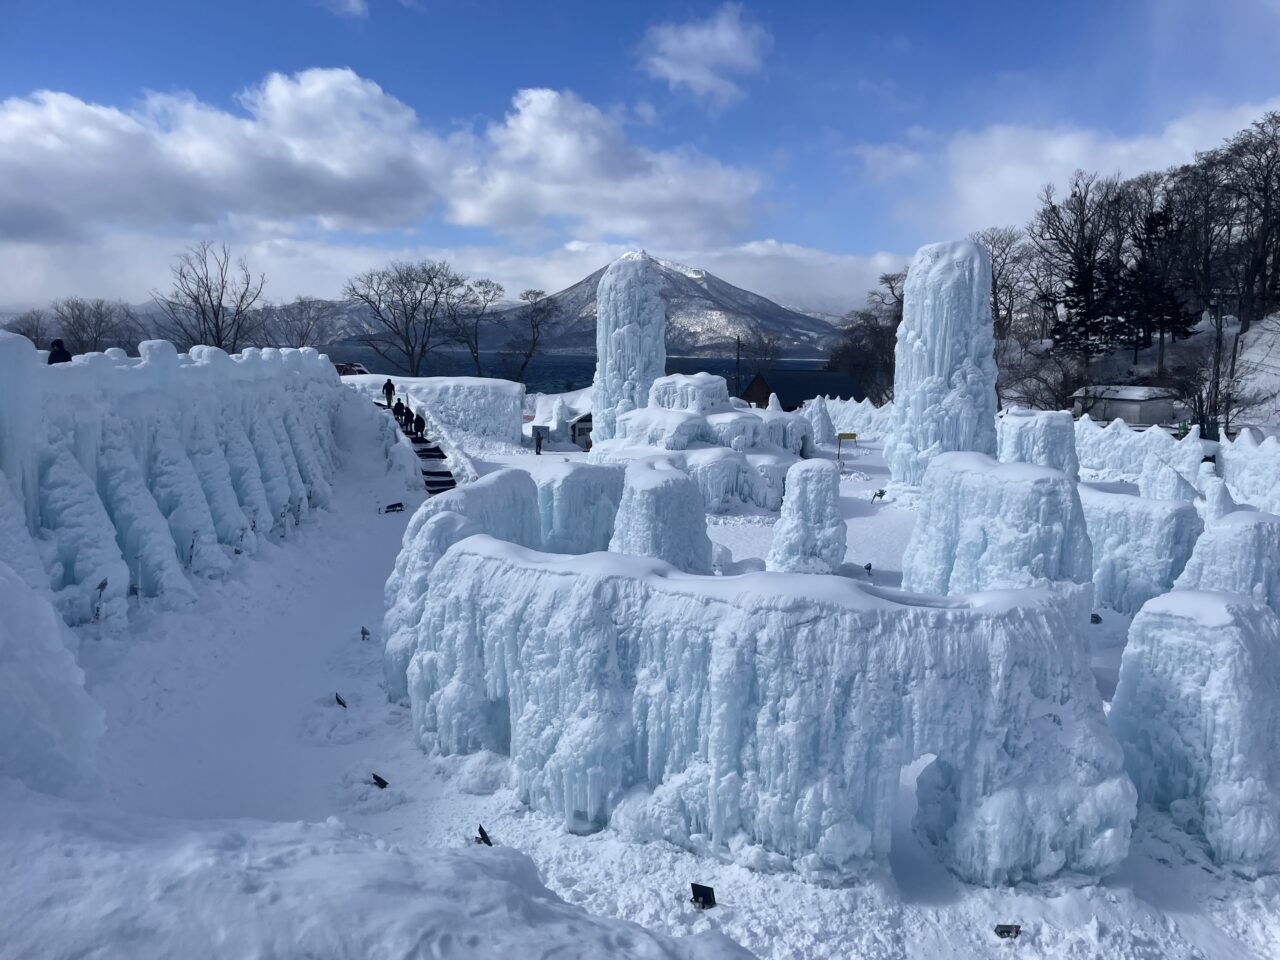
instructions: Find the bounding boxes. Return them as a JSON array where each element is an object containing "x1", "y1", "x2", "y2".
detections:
[
  {"x1": 392, "y1": 398, "x2": 405, "y2": 424},
  {"x1": 381, "y1": 379, "x2": 395, "y2": 407},
  {"x1": 413, "y1": 411, "x2": 426, "y2": 440},
  {"x1": 534, "y1": 428, "x2": 543, "y2": 455},
  {"x1": 47, "y1": 338, "x2": 72, "y2": 365}
]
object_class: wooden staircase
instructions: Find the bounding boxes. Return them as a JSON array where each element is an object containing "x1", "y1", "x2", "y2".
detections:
[{"x1": 376, "y1": 399, "x2": 458, "y2": 496}]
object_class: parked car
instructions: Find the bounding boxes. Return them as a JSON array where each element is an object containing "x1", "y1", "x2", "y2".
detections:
[{"x1": 332, "y1": 361, "x2": 370, "y2": 376}]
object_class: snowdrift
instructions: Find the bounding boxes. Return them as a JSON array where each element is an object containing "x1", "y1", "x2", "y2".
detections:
[
  {"x1": 406, "y1": 536, "x2": 1134, "y2": 886},
  {"x1": 0, "y1": 334, "x2": 347, "y2": 628},
  {"x1": 1111, "y1": 591, "x2": 1280, "y2": 874}
]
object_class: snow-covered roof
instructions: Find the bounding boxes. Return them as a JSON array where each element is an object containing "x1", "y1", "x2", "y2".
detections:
[{"x1": 1073, "y1": 385, "x2": 1177, "y2": 402}]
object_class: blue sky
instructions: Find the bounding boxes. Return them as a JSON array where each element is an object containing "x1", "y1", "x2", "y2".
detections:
[{"x1": 2, "y1": 0, "x2": 1279, "y2": 311}]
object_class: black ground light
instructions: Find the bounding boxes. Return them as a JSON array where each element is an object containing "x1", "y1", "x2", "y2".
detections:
[
  {"x1": 475, "y1": 825, "x2": 493, "y2": 846},
  {"x1": 690, "y1": 883, "x2": 716, "y2": 910},
  {"x1": 370, "y1": 773, "x2": 388, "y2": 789},
  {"x1": 994, "y1": 924, "x2": 1021, "y2": 940}
]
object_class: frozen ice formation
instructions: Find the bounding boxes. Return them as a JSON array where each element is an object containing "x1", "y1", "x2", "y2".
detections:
[
  {"x1": 648, "y1": 372, "x2": 732, "y2": 414},
  {"x1": 1137, "y1": 451, "x2": 1201, "y2": 502},
  {"x1": 1111, "y1": 591, "x2": 1280, "y2": 873},
  {"x1": 827, "y1": 397, "x2": 895, "y2": 440},
  {"x1": 1198, "y1": 474, "x2": 1239, "y2": 523},
  {"x1": 766, "y1": 459, "x2": 846, "y2": 573},
  {"x1": 1218, "y1": 430, "x2": 1280, "y2": 515},
  {"x1": 1074, "y1": 416, "x2": 1204, "y2": 481},
  {"x1": 886, "y1": 240, "x2": 998, "y2": 486},
  {"x1": 405, "y1": 537, "x2": 1135, "y2": 885},
  {"x1": 382, "y1": 469, "x2": 541, "y2": 702},
  {"x1": 1175, "y1": 509, "x2": 1280, "y2": 614},
  {"x1": 1080, "y1": 484, "x2": 1202, "y2": 615},
  {"x1": 591, "y1": 253, "x2": 667, "y2": 442},
  {"x1": 0, "y1": 561, "x2": 104, "y2": 799},
  {"x1": 804, "y1": 395, "x2": 837, "y2": 446},
  {"x1": 901, "y1": 452, "x2": 1092, "y2": 595},
  {"x1": 608, "y1": 460, "x2": 712, "y2": 574},
  {"x1": 533, "y1": 461, "x2": 625, "y2": 554},
  {"x1": 0, "y1": 335, "x2": 347, "y2": 627},
  {"x1": 345, "y1": 374, "x2": 524, "y2": 446},
  {"x1": 997, "y1": 408, "x2": 1079, "y2": 479}
]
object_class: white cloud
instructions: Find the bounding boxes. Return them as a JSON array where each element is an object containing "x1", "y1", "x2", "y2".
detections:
[
  {"x1": 0, "y1": 69, "x2": 760, "y2": 250},
  {"x1": 885, "y1": 99, "x2": 1280, "y2": 238},
  {"x1": 639, "y1": 4, "x2": 771, "y2": 109},
  {"x1": 848, "y1": 143, "x2": 925, "y2": 183}
]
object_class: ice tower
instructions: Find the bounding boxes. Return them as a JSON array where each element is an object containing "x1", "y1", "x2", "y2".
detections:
[
  {"x1": 886, "y1": 240, "x2": 998, "y2": 486},
  {"x1": 590, "y1": 253, "x2": 667, "y2": 442}
]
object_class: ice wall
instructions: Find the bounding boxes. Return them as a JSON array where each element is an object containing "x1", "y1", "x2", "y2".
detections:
[
  {"x1": 766, "y1": 459, "x2": 846, "y2": 573},
  {"x1": 591, "y1": 253, "x2": 667, "y2": 442},
  {"x1": 407, "y1": 537, "x2": 1135, "y2": 885},
  {"x1": 1111, "y1": 591, "x2": 1280, "y2": 873},
  {"x1": 0, "y1": 561, "x2": 104, "y2": 799},
  {"x1": 0, "y1": 338, "x2": 345, "y2": 627},
  {"x1": 344, "y1": 375, "x2": 524, "y2": 446},
  {"x1": 1137, "y1": 451, "x2": 1201, "y2": 502},
  {"x1": 886, "y1": 241, "x2": 998, "y2": 486},
  {"x1": 382, "y1": 469, "x2": 541, "y2": 702},
  {"x1": 997, "y1": 408, "x2": 1079, "y2": 479},
  {"x1": 901, "y1": 453, "x2": 1093, "y2": 595},
  {"x1": 533, "y1": 462, "x2": 625, "y2": 555},
  {"x1": 1080, "y1": 484, "x2": 1202, "y2": 615},
  {"x1": 827, "y1": 397, "x2": 895, "y2": 440},
  {"x1": 1175, "y1": 510, "x2": 1280, "y2": 614},
  {"x1": 1075, "y1": 416, "x2": 1204, "y2": 481},
  {"x1": 591, "y1": 445, "x2": 788, "y2": 513},
  {"x1": 1219, "y1": 431, "x2": 1280, "y2": 515},
  {"x1": 608, "y1": 460, "x2": 712, "y2": 574}
]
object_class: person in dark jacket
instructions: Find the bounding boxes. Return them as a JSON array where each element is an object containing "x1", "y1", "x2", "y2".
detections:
[
  {"x1": 47, "y1": 339, "x2": 72, "y2": 365},
  {"x1": 381, "y1": 379, "x2": 395, "y2": 407},
  {"x1": 392, "y1": 399, "x2": 405, "y2": 423},
  {"x1": 413, "y1": 412, "x2": 426, "y2": 440}
]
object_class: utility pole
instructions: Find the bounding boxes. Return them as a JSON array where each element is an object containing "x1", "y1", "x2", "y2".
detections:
[{"x1": 735, "y1": 335, "x2": 741, "y2": 395}]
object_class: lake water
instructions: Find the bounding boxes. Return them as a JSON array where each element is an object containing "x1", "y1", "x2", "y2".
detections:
[{"x1": 324, "y1": 343, "x2": 827, "y2": 396}]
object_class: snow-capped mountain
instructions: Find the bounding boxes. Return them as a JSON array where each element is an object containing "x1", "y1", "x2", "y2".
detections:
[{"x1": 516, "y1": 252, "x2": 841, "y2": 357}]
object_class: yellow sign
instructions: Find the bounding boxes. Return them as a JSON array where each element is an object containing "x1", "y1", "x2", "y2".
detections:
[{"x1": 837, "y1": 432, "x2": 858, "y2": 441}]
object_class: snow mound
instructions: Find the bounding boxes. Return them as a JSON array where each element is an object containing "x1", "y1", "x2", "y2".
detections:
[
  {"x1": 0, "y1": 561, "x2": 103, "y2": 799},
  {"x1": 407, "y1": 537, "x2": 1134, "y2": 885},
  {"x1": 0, "y1": 781, "x2": 747, "y2": 960},
  {"x1": 591, "y1": 255, "x2": 667, "y2": 442},
  {"x1": 1111, "y1": 591, "x2": 1280, "y2": 874},
  {"x1": 997, "y1": 408, "x2": 1079, "y2": 479},
  {"x1": 382, "y1": 468, "x2": 540, "y2": 702},
  {"x1": 533, "y1": 461, "x2": 625, "y2": 554},
  {"x1": 886, "y1": 240, "x2": 998, "y2": 486},
  {"x1": 1175, "y1": 509, "x2": 1280, "y2": 614},
  {"x1": 1080, "y1": 484, "x2": 1202, "y2": 615},
  {"x1": 766, "y1": 459, "x2": 845, "y2": 573},
  {"x1": 609, "y1": 460, "x2": 713, "y2": 574},
  {"x1": 901, "y1": 452, "x2": 1092, "y2": 595}
]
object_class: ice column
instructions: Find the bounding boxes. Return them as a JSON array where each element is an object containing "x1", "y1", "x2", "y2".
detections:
[
  {"x1": 997, "y1": 408, "x2": 1079, "y2": 479},
  {"x1": 1111, "y1": 592, "x2": 1280, "y2": 874},
  {"x1": 608, "y1": 460, "x2": 712, "y2": 574},
  {"x1": 766, "y1": 459, "x2": 846, "y2": 573},
  {"x1": 590, "y1": 253, "x2": 667, "y2": 442},
  {"x1": 886, "y1": 241, "x2": 998, "y2": 486}
]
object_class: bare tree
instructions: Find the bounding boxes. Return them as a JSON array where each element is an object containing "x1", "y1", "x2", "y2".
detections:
[
  {"x1": 501, "y1": 289, "x2": 560, "y2": 382},
  {"x1": 739, "y1": 317, "x2": 783, "y2": 376},
  {"x1": 51, "y1": 297, "x2": 140, "y2": 354},
  {"x1": 970, "y1": 226, "x2": 1033, "y2": 339},
  {"x1": 151, "y1": 241, "x2": 266, "y2": 352},
  {"x1": 4, "y1": 308, "x2": 50, "y2": 348},
  {"x1": 828, "y1": 308, "x2": 897, "y2": 404},
  {"x1": 866, "y1": 270, "x2": 906, "y2": 325},
  {"x1": 344, "y1": 260, "x2": 464, "y2": 376},
  {"x1": 258, "y1": 296, "x2": 342, "y2": 348},
  {"x1": 443, "y1": 277, "x2": 505, "y2": 376}
]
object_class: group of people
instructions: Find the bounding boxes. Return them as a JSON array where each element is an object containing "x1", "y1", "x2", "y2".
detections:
[{"x1": 382, "y1": 379, "x2": 427, "y2": 441}]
